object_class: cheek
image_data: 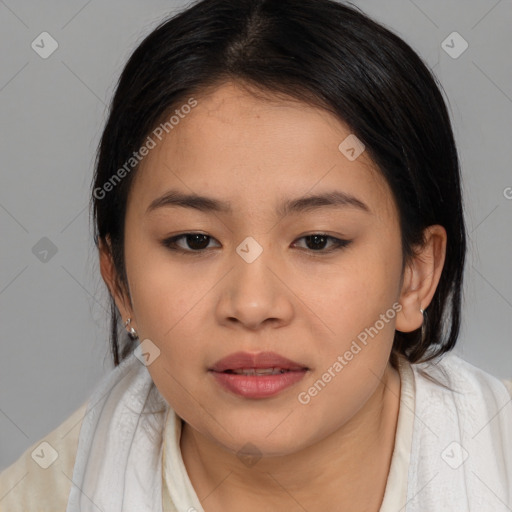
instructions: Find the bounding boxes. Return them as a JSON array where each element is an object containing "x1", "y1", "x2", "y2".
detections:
[
  {"x1": 304, "y1": 241, "x2": 402, "y2": 340},
  {"x1": 123, "y1": 233, "x2": 206, "y2": 342},
  {"x1": 125, "y1": 247, "x2": 209, "y2": 412}
]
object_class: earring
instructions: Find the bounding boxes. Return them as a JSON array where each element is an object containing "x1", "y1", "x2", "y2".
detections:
[
  {"x1": 419, "y1": 308, "x2": 425, "y2": 343},
  {"x1": 124, "y1": 318, "x2": 139, "y2": 340}
]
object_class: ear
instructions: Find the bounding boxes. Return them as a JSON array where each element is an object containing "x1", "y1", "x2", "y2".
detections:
[
  {"x1": 99, "y1": 236, "x2": 135, "y2": 328},
  {"x1": 395, "y1": 225, "x2": 447, "y2": 333}
]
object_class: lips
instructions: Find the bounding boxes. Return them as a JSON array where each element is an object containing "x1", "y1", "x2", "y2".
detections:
[
  {"x1": 209, "y1": 351, "x2": 308, "y2": 373},
  {"x1": 209, "y1": 351, "x2": 309, "y2": 399}
]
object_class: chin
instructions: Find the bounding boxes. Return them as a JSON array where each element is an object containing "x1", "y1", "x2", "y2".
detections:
[{"x1": 205, "y1": 421, "x2": 311, "y2": 459}]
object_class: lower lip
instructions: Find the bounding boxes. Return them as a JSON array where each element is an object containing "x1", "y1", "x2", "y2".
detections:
[{"x1": 210, "y1": 370, "x2": 307, "y2": 399}]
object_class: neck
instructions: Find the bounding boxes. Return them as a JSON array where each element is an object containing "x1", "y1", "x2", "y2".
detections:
[{"x1": 180, "y1": 362, "x2": 401, "y2": 512}]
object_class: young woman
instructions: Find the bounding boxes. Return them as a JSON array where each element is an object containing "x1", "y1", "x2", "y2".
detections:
[{"x1": 1, "y1": 0, "x2": 511, "y2": 511}]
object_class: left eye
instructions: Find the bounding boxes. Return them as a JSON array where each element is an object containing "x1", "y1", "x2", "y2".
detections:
[
  {"x1": 161, "y1": 233, "x2": 351, "y2": 254},
  {"x1": 292, "y1": 234, "x2": 351, "y2": 252}
]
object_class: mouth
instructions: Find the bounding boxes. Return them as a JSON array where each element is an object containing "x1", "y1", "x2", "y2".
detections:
[
  {"x1": 209, "y1": 351, "x2": 309, "y2": 373},
  {"x1": 221, "y1": 367, "x2": 302, "y2": 375},
  {"x1": 209, "y1": 352, "x2": 309, "y2": 399}
]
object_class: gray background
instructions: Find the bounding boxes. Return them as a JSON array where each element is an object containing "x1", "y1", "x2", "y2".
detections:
[{"x1": 0, "y1": 0, "x2": 511, "y2": 471}]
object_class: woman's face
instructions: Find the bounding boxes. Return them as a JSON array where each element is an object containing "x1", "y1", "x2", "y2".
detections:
[{"x1": 106, "y1": 81, "x2": 413, "y2": 456}]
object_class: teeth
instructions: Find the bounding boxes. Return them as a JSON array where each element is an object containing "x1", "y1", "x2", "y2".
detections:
[{"x1": 231, "y1": 367, "x2": 287, "y2": 376}]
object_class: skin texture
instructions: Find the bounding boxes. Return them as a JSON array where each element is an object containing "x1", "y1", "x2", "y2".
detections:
[{"x1": 100, "y1": 81, "x2": 447, "y2": 511}]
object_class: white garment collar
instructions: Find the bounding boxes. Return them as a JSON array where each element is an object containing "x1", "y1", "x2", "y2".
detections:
[{"x1": 66, "y1": 351, "x2": 512, "y2": 511}]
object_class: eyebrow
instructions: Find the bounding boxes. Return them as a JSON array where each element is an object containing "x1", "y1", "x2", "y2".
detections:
[{"x1": 145, "y1": 189, "x2": 371, "y2": 216}]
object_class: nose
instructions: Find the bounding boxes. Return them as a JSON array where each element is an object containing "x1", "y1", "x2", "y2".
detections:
[{"x1": 215, "y1": 246, "x2": 295, "y2": 331}]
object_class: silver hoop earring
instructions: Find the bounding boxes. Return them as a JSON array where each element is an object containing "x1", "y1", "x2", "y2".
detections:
[{"x1": 124, "y1": 318, "x2": 139, "y2": 340}]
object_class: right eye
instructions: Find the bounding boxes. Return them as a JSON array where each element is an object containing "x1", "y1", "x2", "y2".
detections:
[{"x1": 161, "y1": 233, "x2": 221, "y2": 253}]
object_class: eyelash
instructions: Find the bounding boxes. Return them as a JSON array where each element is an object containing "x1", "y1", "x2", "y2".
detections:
[{"x1": 161, "y1": 233, "x2": 352, "y2": 256}]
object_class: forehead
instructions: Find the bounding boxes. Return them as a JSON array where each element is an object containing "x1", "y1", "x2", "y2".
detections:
[{"x1": 130, "y1": 81, "x2": 396, "y2": 222}]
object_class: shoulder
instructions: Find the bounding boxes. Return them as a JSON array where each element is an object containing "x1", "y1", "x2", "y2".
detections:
[
  {"x1": 415, "y1": 351, "x2": 512, "y2": 397},
  {"x1": 501, "y1": 378, "x2": 512, "y2": 398},
  {"x1": 457, "y1": 355, "x2": 512, "y2": 398},
  {"x1": 0, "y1": 401, "x2": 88, "y2": 512},
  {"x1": 410, "y1": 352, "x2": 512, "y2": 433}
]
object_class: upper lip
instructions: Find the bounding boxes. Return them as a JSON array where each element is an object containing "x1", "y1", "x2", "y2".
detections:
[{"x1": 210, "y1": 351, "x2": 308, "y2": 372}]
